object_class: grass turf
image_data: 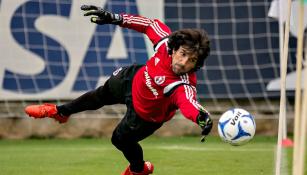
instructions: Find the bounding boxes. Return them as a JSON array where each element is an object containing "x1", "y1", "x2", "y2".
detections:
[{"x1": 0, "y1": 136, "x2": 303, "y2": 175}]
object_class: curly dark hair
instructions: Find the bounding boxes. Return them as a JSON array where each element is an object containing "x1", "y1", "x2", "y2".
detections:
[{"x1": 168, "y1": 28, "x2": 210, "y2": 70}]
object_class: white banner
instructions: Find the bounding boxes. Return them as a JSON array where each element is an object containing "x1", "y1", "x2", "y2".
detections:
[{"x1": 0, "y1": 0, "x2": 164, "y2": 100}]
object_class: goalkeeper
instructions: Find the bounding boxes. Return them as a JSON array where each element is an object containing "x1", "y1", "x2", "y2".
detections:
[{"x1": 25, "y1": 5, "x2": 213, "y2": 175}]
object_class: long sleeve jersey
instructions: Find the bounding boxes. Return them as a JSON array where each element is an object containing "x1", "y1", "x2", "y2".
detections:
[{"x1": 120, "y1": 14, "x2": 207, "y2": 123}]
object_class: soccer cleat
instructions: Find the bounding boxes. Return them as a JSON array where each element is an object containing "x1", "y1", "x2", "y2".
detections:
[
  {"x1": 142, "y1": 161, "x2": 154, "y2": 174},
  {"x1": 25, "y1": 103, "x2": 69, "y2": 123},
  {"x1": 121, "y1": 161, "x2": 154, "y2": 175},
  {"x1": 121, "y1": 166, "x2": 131, "y2": 175}
]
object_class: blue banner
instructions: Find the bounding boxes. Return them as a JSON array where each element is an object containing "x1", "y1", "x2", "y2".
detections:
[{"x1": 0, "y1": 0, "x2": 300, "y2": 100}]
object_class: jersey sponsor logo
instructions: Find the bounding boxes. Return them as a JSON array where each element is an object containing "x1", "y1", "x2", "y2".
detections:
[
  {"x1": 154, "y1": 76, "x2": 165, "y2": 85},
  {"x1": 144, "y1": 67, "x2": 159, "y2": 97},
  {"x1": 112, "y1": 67, "x2": 123, "y2": 76}
]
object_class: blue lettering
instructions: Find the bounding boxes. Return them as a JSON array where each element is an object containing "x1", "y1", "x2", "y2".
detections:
[{"x1": 4, "y1": 1, "x2": 71, "y2": 93}]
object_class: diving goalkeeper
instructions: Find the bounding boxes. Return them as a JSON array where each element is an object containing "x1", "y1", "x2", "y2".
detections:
[{"x1": 25, "y1": 5, "x2": 213, "y2": 175}]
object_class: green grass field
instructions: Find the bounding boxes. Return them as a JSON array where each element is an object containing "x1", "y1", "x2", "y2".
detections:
[{"x1": 0, "y1": 136, "x2": 305, "y2": 175}]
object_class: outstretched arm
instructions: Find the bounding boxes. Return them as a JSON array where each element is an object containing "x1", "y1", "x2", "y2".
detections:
[
  {"x1": 81, "y1": 5, "x2": 171, "y2": 45},
  {"x1": 172, "y1": 85, "x2": 213, "y2": 141},
  {"x1": 120, "y1": 14, "x2": 171, "y2": 45}
]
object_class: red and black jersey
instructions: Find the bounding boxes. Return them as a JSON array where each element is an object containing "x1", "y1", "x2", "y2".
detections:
[{"x1": 120, "y1": 14, "x2": 207, "y2": 123}]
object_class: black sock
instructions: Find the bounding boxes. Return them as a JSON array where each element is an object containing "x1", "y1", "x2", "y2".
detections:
[
  {"x1": 129, "y1": 161, "x2": 144, "y2": 173},
  {"x1": 56, "y1": 105, "x2": 71, "y2": 117}
]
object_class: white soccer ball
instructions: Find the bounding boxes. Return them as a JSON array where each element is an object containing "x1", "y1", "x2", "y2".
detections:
[{"x1": 218, "y1": 108, "x2": 256, "y2": 146}]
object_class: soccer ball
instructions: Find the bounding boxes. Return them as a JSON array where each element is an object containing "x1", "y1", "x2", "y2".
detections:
[{"x1": 218, "y1": 108, "x2": 256, "y2": 146}]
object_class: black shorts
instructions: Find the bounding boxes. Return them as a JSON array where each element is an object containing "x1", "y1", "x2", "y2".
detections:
[
  {"x1": 105, "y1": 64, "x2": 143, "y2": 104},
  {"x1": 108, "y1": 65, "x2": 163, "y2": 142}
]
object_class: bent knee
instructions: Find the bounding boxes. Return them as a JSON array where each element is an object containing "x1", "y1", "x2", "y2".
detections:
[{"x1": 111, "y1": 132, "x2": 125, "y2": 150}]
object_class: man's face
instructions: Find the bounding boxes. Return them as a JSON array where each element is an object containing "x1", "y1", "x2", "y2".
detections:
[{"x1": 171, "y1": 46, "x2": 198, "y2": 75}]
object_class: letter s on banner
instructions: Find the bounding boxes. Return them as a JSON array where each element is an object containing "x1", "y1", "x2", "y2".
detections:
[{"x1": 3, "y1": 1, "x2": 71, "y2": 94}]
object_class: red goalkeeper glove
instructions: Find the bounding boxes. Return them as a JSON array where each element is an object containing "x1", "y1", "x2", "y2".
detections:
[{"x1": 81, "y1": 5, "x2": 123, "y2": 25}]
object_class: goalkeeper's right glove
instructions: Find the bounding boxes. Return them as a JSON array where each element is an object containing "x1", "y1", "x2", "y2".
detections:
[
  {"x1": 81, "y1": 5, "x2": 123, "y2": 25},
  {"x1": 197, "y1": 110, "x2": 213, "y2": 137}
]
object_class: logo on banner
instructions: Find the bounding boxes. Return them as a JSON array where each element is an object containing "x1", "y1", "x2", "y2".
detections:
[{"x1": 0, "y1": 0, "x2": 157, "y2": 99}]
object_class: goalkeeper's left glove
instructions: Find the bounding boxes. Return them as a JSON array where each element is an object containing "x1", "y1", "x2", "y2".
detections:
[
  {"x1": 197, "y1": 110, "x2": 213, "y2": 137},
  {"x1": 81, "y1": 5, "x2": 123, "y2": 25}
]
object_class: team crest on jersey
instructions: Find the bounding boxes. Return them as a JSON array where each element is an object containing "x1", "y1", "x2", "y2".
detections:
[{"x1": 154, "y1": 76, "x2": 165, "y2": 85}]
